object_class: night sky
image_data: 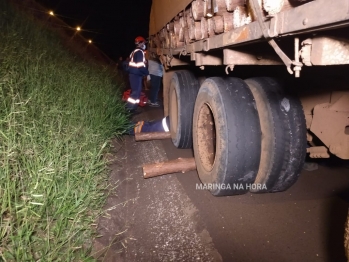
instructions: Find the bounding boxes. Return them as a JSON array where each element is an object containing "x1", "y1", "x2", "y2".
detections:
[{"x1": 35, "y1": 0, "x2": 152, "y2": 61}]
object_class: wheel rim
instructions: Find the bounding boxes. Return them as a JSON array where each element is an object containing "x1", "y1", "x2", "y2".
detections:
[{"x1": 196, "y1": 102, "x2": 216, "y2": 173}]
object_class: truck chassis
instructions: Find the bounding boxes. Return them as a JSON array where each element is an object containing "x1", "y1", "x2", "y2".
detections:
[{"x1": 148, "y1": 0, "x2": 349, "y2": 195}]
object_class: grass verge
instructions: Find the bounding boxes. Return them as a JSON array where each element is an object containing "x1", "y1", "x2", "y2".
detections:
[{"x1": 0, "y1": 1, "x2": 130, "y2": 260}]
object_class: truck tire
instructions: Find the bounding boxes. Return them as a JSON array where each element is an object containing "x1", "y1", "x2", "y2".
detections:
[
  {"x1": 270, "y1": 90, "x2": 307, "y2": 192},
  {"x1": 244, "y1": 77, "x2": 306, "y2": 193},
  {"x1": 193, "y1": 77, "x2": 261, "y2": 196},
  {"x1": 168, "y1": 70, "x2": 200, "y2": 148}
]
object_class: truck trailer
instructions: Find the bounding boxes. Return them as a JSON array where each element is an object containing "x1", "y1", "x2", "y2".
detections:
[{"x1": 147, "y1": 0, "x2": 349, "y2": 196}]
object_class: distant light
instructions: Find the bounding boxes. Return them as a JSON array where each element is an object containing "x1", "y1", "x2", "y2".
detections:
[
  {"x1": 88, "y1": 39, "x2": 92, "y2": 44},
  {"x1": 76, "y1": 26, "x2": 81, "y2": 31},
  {"x1": 206, "y1": 13, "x2": 213, "y2": 18},
  {"x1": 49, "y1": 11, "x2": 54, "y2": 16}
]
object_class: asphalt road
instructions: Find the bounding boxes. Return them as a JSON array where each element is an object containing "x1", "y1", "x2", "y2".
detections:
[{"x1": 94, "y1": 106, "x2": 349, "y2": 262}]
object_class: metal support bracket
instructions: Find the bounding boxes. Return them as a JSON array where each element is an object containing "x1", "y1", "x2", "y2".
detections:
[
  {"x1": 268, "y1": 38, "x2": 303, "y2": 77},
  {"x1": 225, "y1": 64, "x2": 235, "y2": 74},
  {"x1": 307, "y1": 146, "x2": 330, "y2": 158},
  {"x1": 249, "y1": 0, "x2": 270, "y2": 39},
  {"x1": 249, "y1": 0, "x2": 303, "y2": 77}
]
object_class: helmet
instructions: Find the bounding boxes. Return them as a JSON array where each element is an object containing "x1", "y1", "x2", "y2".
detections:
[{"x1": 135, "y1": 36, "x2": 146, "y2": 45}]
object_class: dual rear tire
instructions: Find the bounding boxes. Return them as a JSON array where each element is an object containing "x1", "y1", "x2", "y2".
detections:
[
  {"x1": 193, "y1": 77, "x2": 261, "y2": 196},
  {"x1": 168, "y1": 70, "x2": 200, "y2": 148},
  {"x1": 245, "y1": 78, "x2": 307, "y2": 193},
  {"x1": 168, "y1": 71, "x2": 307, "y2": 196}
]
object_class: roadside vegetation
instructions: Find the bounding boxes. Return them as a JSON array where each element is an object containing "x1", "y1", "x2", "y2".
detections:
[{"x1": 0, "y1": 1, "x2": 129, "y2": 260}]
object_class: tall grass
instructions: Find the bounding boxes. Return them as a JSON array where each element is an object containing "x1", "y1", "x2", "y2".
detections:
[{"x1": 0, "y1": 1, "x2": 130, "y2": 260}]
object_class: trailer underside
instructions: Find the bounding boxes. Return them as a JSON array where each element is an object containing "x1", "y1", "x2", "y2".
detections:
[{"x1": 147, "y1": 0, "x2": 349, "y2": 196}]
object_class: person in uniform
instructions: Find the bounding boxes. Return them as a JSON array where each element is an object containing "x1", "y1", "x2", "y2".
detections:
[{"x1": 125, "y1": 36, "x2": 150, "y2": 114}]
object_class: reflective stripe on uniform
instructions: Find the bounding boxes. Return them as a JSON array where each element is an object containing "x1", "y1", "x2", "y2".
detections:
[
  {"x1": 129, "y1": 61, "x2": 146, "y2": 68},
  {"x1": 162, "y1": 117, "x2": 169, "y2": 132},
  {"x1": 127, "y1": 97, "x2": 140, "y2": 104},
  {"x1": 129, "y1": 49, "x2": 145, "y2": 68}
]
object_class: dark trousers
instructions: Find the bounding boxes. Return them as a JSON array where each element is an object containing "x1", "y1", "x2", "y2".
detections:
[
  {"x1": 149, "y1": 74, "x2": 162, "y2": 103},
  {"x1": 126, "y1": 73, "x2": 143, "y2": 110}
]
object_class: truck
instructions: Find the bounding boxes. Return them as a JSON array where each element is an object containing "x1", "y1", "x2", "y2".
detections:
[{"x1": 147, "y1": 0, "x2": 349, "y2": 196}]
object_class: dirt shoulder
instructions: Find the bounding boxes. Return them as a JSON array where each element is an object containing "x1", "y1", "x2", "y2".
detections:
[{"x1": 92, "y1": 133, "x2": 222, "y2": 262}]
